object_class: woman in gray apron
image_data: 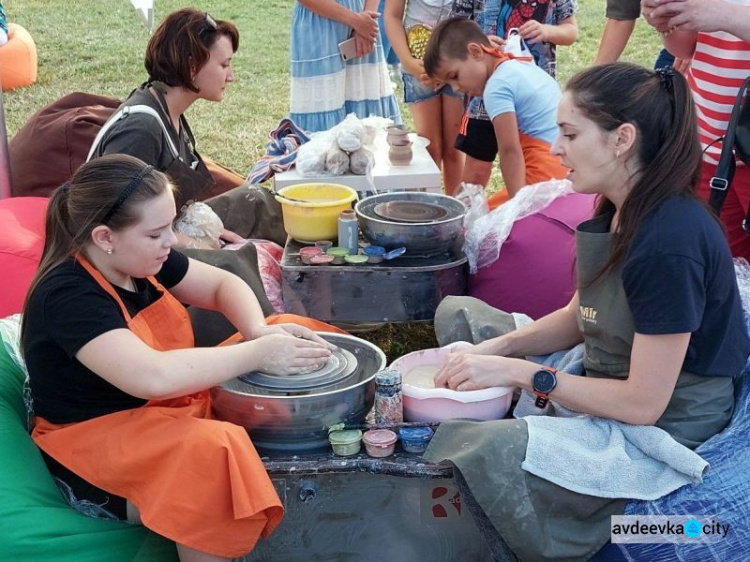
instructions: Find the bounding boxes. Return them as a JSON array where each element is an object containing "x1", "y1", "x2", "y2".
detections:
[
  {"x1": 88, "y1": 9, "x2": 286, "y2": 344},
  {"x1": 426, "y1": 63, "x2": 750, "y2": 561}
]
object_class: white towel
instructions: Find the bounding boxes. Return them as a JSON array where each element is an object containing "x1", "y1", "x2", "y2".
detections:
[{"x1": 510, "y1": 328, "x2": 709, "y2": 501}]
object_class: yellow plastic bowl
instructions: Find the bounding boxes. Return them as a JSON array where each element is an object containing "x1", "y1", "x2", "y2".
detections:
[{"x1": 276, "y1": 183, "x2": 359, "y2": 243}]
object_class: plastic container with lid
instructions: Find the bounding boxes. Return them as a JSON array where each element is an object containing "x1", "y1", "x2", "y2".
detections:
[
  {"x1": 344, "y1": 254, "x2": 368, "y2": 265},
  {"x1": 328, "y1": 429, "x2": 363, "y2": 456},
  {"x1": 363, "y1": 245, "x2": 386, "y2": 264},
  {"x1": 299, "y1": 246, "x2": 322, "y2": 264},
  {"x1": 362, "y1": 429, "x2": 398, "y2": 458},
  {"x1": 326, "y1": 246, "x2": 350, "y2": 264},
  {"x1": 398, "y1": 426, "x2": 434, "y2": 454}
]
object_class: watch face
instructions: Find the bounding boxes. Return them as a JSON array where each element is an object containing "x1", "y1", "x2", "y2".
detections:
[{"x1": 534, "y1": 370, "x2": 556, "y2": 393}]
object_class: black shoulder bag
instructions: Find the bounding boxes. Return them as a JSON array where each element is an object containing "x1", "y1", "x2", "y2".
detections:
[{"x1": 709, "y1": 76, "x2": 750, "y2": 233}]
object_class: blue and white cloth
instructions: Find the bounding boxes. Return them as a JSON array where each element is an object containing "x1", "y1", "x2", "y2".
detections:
[
  {"x1": 246, "y1": 118, "x2": 310, "y2": 185},
  {"x1": 290, "y1": 0, "x2": 401, "y2": 133}
]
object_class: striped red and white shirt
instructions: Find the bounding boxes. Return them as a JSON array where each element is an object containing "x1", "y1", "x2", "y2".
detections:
[{"x1": 688, "y1": 0, "x2": 750, "y2": 166}]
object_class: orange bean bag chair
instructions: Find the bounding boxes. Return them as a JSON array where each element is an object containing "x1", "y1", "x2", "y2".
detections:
[
  {"x1": 0, "y1": 197, "x2": 47, "y2": 318},
  {"x1": 0, "y1": 23, "x2": 38, "y2": 92}
]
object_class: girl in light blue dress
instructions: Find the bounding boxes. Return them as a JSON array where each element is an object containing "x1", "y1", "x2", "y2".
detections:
[{"x1": 290, "y1": 0, "x2": 401, "y2": 133}]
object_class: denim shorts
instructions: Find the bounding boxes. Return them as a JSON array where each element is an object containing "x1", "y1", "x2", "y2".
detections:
[{"x1": 402, "y1": 72, "x2": 463, "y2": 105}]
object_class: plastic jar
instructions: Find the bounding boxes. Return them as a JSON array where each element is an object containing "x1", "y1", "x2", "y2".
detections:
[
  {"x1": 309, "y1": 254, "x2": 334, "y2": 266},
  {"x1": 315, "y1": 240, "x2": 333, "y2": 253},
  {"x1": 326, "y1": 246, "x2": 349, "y2": 264},
  {"x1": 328, "y1": 429, "x2": 363, "y2": 456},
  {"x1": 299, "y1": 246, "x2": 322, "y2": 264},
  {"x1": 362, "y1": 429, "x2": 398, "y2": 458},
  {"x1": 398, "y1": 426, "x2": 434, "y2": 454},
  {"x1": 363, "y1": 245, "x2": 386, "y2": 264},
  {"x1": 344, "y1": 254, "x2": 368, "y2": 265}
]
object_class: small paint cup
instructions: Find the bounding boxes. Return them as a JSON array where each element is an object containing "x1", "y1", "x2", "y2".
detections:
[
  {"x1": 299, "y1": 246, "x2": 322, "y2": 264},
  {"x1": 315, "y1": 240, "x2": 333, "y2": 253},
  {"x1": 344, "y1": 254, "x2": 368, "y2": 266},
  {"x1": 329, "y1": 429, "x2": 363, "y2": 456},
  {"x1": 309, "y1": 254, "x2": 334, "y2": 266},
  {"x1": 398, "y1": 426, "x2": 434, "y2": 454},
  {"x1": 363, "y1": 245, "x2": 386, "y2": 264},
  {"x1": 362, "y1": 429, "x2": 398, "y2": 458},
  {"x1": 327, "y1": 246, "x2": 350, "y2": 265}
]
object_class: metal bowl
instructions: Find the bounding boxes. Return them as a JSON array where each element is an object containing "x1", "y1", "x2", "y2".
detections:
[
  {"x1": 211, "y1": 333, "x2": 386, "y2": 451},
  {"x1": 355, "y1": 192, "x2": 466, "y2": 255}
]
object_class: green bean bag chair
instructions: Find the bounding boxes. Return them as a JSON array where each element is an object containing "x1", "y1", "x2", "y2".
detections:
[{"x1": 0, "y1": 334, "x2": 178, "y2": 561}]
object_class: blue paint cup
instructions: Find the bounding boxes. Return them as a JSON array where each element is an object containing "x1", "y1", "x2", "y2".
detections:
[{"x1": 398, "y1": 426, "x2": 434, "y2": 454}]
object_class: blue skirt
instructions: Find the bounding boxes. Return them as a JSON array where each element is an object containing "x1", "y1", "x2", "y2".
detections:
[{"x1": 290, "y1": 0, "x2": 401, "y2": 133}]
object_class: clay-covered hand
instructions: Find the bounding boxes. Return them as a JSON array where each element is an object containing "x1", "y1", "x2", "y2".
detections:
[
  {"x1": 434, "y1": 354, "x2": 531, "y2": 391},
  {"x1": 252, "y1": 324, "x2": 335, "y2": 348},
  {"x1": 518, "y1": 20, "x2": 549, "y2": 44},
  {"x1": 252, "y1": 333, "x2": 333, "y2": 375}
]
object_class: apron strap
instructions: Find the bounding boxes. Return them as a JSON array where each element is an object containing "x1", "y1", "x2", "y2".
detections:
[
  {"x1": 87, "y1": 104, "x2": 180, "y2": 162},
  {"x1": 74, "y1": 254, "x2": 162, "y2": 323}
]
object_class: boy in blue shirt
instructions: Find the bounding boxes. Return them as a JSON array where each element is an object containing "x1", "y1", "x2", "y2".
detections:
[
  {"x1": 423, "y1": 17, "x2": 567, "y2": 205},
  {"x1": 450, "y1": 0, "x2": 578, "y2": 190}
]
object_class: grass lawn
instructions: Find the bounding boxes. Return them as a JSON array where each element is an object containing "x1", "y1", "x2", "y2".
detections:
[{"x1": 3, "y1": 0, "x2": 661, "y2": 359}]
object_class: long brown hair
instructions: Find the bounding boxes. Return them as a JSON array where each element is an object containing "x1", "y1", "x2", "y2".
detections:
[
  {"x1": 566, "y1": 63, "x2": 702, "y2": 281},
  {"x1": 145, "y1": 8, "x2": 240, "y2": 93},
  {"x1": 20, "y1": 155, "x2": 171, "y2": 346}
]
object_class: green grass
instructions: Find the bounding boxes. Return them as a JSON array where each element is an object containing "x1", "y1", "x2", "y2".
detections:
[{"x1": 3, "y1": 0, "x2": 661, "y2": 358}]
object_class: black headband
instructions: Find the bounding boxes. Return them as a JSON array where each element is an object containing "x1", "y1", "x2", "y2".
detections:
[{"x1": 102, "y1": 165, "x2": 154, "y2": 225}]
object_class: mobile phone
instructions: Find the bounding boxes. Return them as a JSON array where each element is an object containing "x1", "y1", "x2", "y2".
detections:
[{"x1": 338, "y1": 37, "x2": 360, "y2": 61}]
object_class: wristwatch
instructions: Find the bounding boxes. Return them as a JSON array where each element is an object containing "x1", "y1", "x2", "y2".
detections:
[{"x1": 532, "y1": 368, "x2": 557, "y2": 408}]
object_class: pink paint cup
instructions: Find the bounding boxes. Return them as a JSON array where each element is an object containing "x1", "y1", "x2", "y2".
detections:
[{"x1": 362, "y1": 429, "x2": 398, "y2": 458}]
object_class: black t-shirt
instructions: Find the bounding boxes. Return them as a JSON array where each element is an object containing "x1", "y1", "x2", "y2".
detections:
[
  {"x1": 25, "y1": 251, "x2": 190, "y2": 424},
  {"x1": 621, "y1": 196, "x2": 750, "y2": 377},
  {"x1": 92, "y1": 84, "x2": 198, "y2": 172}
]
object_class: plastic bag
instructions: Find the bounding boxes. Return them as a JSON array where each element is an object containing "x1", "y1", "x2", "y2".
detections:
[
  {"x1": 454, "y1": 182, "x2": 490, "y2": 229},
  {"x1": 463, "y1": 179, "x2": 573, "y2": 273},
  {"x1": 504, "y1": 28, "x2": 535, "y2": 64},
  {"x1": 360, "y1": 115, "x2": 393, "y2": 147},
  {"x1": 174, "y1": 202, "x2": 224, "y2": 249},
  {"x1": 325, "y1": 145, "x2": 350, "y2": 176},
  {"x1": 350, "y1": 146, "x2": 374, "y2": 175},
  {"x1": 295, "y1": 130, "x2": 334, "y2": 177},
  {"x1": 335, "y1": 113, "x2": 365, "y2": 153}
]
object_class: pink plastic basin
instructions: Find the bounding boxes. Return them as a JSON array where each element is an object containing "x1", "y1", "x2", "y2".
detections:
[{"x1": 390, "y1": 345, "x2": 514, "y2": 423}]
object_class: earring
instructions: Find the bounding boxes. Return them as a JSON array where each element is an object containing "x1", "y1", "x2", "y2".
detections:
[
  {"x1": 106, "y1": 248, "x2": 113, "y2": 255},
  {"x1": 615, "y1": 148, "x2": 620, "y2": 159}
]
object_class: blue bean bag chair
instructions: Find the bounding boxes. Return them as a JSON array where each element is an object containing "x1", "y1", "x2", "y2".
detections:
[
  {"x1": 592, "y1": 337, "x2": 750, "y2": 559},
  {"x1": 0, "y1": 320, "x2": 178, "y2": 561}
]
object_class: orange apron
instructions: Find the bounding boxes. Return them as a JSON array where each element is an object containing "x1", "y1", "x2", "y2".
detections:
[
  {"x1": 32, "y1": 255, "x2": 284, "y2": 558},
  {"x1": 476, "y1": 47, "x2": 570, "y2": 210}
]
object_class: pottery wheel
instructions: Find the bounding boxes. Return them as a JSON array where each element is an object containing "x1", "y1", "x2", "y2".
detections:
[
  {"x1": 373, "y1": 201, "x2": 448, "y2": 223},
  {"x1": 239, "y1": 347, "x2": 358, "y2": 392}
]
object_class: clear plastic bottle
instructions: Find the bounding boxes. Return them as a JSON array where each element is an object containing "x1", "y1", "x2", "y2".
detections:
[{"x1": 338, "y1": 209, "x2": 359, "y2": 256}]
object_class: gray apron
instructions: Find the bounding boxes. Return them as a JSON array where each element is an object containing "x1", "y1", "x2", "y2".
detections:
[{"x1": 427, "y1": 213, "x2": 734, "y2": 561}]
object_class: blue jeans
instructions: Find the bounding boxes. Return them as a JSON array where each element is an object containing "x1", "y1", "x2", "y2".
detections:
[{"x1": 402, "y1": 72, "x2": 463, "y2": 105}]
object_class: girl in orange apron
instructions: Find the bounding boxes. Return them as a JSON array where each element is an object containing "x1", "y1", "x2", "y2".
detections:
[{"x1": 24, "y1": 155, "x2": 338, "y2": 561}]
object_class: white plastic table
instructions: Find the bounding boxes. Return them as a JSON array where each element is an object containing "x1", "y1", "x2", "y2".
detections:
[{"x1": 274, "y1": 134, "x2": 442, "y2": 194}]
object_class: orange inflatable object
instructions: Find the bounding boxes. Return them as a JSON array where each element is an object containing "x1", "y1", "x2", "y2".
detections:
[
  {"x1": 0, "y1": 23, "x2": 38, "y2": 91},
  {"x1": 0, "y1": 197, "x2": 48, "y2": 317}
]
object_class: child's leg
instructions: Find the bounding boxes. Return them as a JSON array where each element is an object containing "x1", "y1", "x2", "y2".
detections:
[
  {"x1": 463, "y1": 157, "x2": 494, "y2": 188},
  {"x1": 440, "y1": 93, "x2": 466, "y2": 196}
]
